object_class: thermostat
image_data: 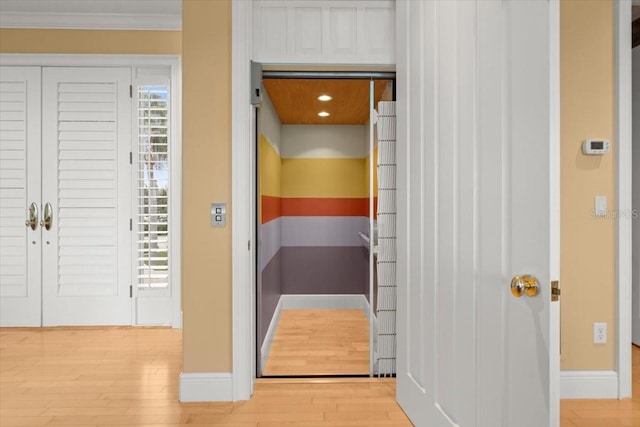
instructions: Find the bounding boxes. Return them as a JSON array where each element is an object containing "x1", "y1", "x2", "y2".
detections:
[{"x1": 582, "y1": 139, "x2": 610, "y2": 155}]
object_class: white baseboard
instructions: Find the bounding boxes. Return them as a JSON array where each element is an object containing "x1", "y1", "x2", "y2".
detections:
[
  {"x1": 280, "y1": 294, "x2": 369, "y2": 310},
  {"x1": 179, "y1": 372, "x2": 233, "y2": 402},
  {"x1": 560, "y1": 370, "x2": 618, "y2": 399},
  {"x1": 260, "y1": 297, "x2": 283, "y2": 371}
]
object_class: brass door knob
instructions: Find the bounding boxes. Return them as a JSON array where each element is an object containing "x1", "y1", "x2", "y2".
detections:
[{"x1": 511, "y1": 274, "x2": 539, "y2": 298}]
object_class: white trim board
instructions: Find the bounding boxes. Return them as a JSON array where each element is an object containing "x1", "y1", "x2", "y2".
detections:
[
  {"x1": 616, "y1": 0, "x2": 633, "y2": 400},
  {"x1": 280, "y1": 294, "x2": 370, "y2": 310},
  {"x1": 260, "y1": 298, "x2": 283, "y2": 373},
  {"x1": 179, "y1": 373, "x2": 233, "y2": 402},
  {"x1": 231, "y1": 0, "x2": 255, "y2": 402},
  {"x1": 560, "y1": 371, "x2": 618, "y2": 399}
]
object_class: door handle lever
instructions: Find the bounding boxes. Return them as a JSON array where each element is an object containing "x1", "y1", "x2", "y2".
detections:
[
  {"x1": 25, "y1": 202, "x2": 38, "y2": 230},
  {"x1": 40, "y1": 202, "x2": 53, "y2": 231}
]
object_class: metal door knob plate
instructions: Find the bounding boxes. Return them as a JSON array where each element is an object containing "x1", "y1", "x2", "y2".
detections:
[{"x1": 511, "y1": 274, "x2": 539, "y2": 298}]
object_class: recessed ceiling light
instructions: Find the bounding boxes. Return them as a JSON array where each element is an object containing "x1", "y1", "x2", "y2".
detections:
[
  {"x1": 318, "y1": 111, "x2": 330, "y2": 117},
  {"x1": 318, "y1": 94, "x2": 332, "y2": 102}
]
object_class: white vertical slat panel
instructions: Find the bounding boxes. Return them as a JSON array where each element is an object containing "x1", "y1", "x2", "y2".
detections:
[
  {"x1": 253, "y1": 0, "x2": 394, "y2": 64},
  {"x1": 0, "y1": 67, "x2": 41, "y2": 326},
  {"x1": 375, "y1": 100, "x2": 396, "y2": 376},
  {"x1": 42, "y1": 67, "x2": 131, "y2": 326}
]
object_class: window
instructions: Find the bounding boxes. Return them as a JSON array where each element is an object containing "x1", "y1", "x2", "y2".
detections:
[{"x1": 137, "y1": 85, "x2": 169, "y2": 290}]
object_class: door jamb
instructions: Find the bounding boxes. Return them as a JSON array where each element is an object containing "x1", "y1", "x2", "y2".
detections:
[{"x1": 616, "y1": 0, "x2": 633, "y2": 399}]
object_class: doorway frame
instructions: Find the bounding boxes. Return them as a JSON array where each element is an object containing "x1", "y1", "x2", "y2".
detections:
[
  {"x1": 616, "y1": 0, "x2": 634, "y2": 400},
  {"x1": 233, "y1": 1, "x2": 636, "y2": 404},
  {"x1": 231, "y1": 1, "x2": 399, "y2": 399},
  {"x1": 0, "y1": 53, "x2": 183, "y2": 329}
]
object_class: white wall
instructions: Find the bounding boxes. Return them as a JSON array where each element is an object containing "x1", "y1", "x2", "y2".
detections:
[
  {"x1": 281, "y1": 125, "x2": 367, "y2": 158},
  {"x1": 260, "y1": 86, "x2": 282, "y2": 153}
]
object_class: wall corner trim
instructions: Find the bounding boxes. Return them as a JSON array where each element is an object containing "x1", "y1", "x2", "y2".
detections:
[
  {"x1": 560, "y1": 370, "x2": 618, "y2": 399},
  {"x1": 179, "y1": 372, "x2": 233, "y2": 402}
]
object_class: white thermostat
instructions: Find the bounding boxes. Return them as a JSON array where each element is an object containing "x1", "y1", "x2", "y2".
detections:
[{"x1": 582, "y1": 139, "x2": 610, "y2": 155}]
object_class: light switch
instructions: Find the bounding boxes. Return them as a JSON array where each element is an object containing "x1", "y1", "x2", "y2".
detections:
[
  {"x1": 211, "y1": 203, "x2": 227, "y2": 227},
  {"x1": 595, "y1": 196, "x2": 607, "y2": 217}
]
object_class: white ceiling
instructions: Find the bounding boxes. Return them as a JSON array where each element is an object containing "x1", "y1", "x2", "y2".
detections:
[{"x1": 0, "y1": 0, "x2": 182, "y2": 30}]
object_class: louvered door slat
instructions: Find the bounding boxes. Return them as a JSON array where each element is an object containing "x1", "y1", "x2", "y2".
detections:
[
  {"x1": 0, "y1": 67, "x2": 41, "y2": 326},
  {"x1": 42, "y1": 67, "x2": 131, "y2": 326}
]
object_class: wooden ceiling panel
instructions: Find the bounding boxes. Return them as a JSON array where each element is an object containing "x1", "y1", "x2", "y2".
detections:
[{"x1": 263, "y1": 79, "x2": 391, "y2": 125}]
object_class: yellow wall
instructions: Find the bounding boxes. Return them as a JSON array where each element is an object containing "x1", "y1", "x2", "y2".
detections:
[
  {"x1": 281, "y1": 158, "x2": 367, "y2": 198},
  {"x1": 181, "y1": 0, "x2": 232, "y2": 373},
  {"x1": 364, "y1": 146, "x2": 378, "y2": 199},
  {"x1": 560, "y1": 0, "x2": 616, "y2": 370},
  {"x1": 258, "y1": 134, "x2": 282, "y2": 221},
  {"x1": 0, "y1": 29, "x2": 181, "y2": 54},
  {"x1": 259, "y1": 135, "x2": 282, "y2": 198}
]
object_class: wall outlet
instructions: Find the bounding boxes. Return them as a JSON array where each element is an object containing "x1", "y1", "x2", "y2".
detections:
[{"x1": 594, "y1": 322, "x2": 607, "y2": 344}]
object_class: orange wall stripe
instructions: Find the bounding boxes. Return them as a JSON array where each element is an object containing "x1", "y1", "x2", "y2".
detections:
[
  {"x1": 282, "y1": 198, "x2": 369, "y2": 217},
  {"x1": 262, "y1": 197, "x2": 378, "y2": 222},
  {"x1": 262, "y1": 195, "x2": 282, "y2": 224}
]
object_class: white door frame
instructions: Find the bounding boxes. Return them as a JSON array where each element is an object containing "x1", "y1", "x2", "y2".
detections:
[
  {"x1": 231, "y1": 0, "x2": 256, "y2": 401},
  {"x1": 0, "y1": 54, "x2": 183, "y2": 329},
  {"x1": 616, "y1": 0, "x2": 634, "y2": 399}
]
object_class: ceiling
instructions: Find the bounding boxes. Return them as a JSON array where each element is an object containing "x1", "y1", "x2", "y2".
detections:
[{"x1": 263, "y1": 79, "x2": 392, "y2": 125}]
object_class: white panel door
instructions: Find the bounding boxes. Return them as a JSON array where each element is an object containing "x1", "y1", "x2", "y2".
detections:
[
  {"x1": 42, "y1": 67, "x2": 132, "y2": 326},
  {"x1": 395, "y1": 1, "x2": 559, "y2": 426},
  {"x1": 0, "y1": 67, "x2": 41, "y2": 326}
]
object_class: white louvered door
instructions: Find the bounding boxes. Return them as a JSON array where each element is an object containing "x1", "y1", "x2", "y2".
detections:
[
  {"x1": 41, "y1": 67, "x2": 132, "y2": 326},
  {"x1": 0, "y1": 67, "x2": 42, "y2": 326}
]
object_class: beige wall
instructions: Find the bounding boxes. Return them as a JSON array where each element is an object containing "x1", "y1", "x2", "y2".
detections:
[
  {"x1": 560, "y1": 0, "x2": 616, "y2": 370},
  {"x1": 0, "y1": 29, "x2": 181, "y2": 54},
  {"x1": 181, "y1": 0, "x2": 232, "y2": 373}
]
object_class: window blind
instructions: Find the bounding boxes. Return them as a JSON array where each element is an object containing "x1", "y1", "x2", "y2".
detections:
[{"x1": 137, "y1": 86, "x2": 169, "y2": 290}]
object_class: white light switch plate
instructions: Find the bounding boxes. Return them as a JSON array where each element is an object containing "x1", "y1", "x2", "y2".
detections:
[{"x1": 595, "y1": 196, "x2": 607, "y2": 217}]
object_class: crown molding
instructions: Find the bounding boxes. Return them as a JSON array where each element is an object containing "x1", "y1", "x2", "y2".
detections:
[{"x1": 0, "y1": 12, "x2": 181, "y2": 31}]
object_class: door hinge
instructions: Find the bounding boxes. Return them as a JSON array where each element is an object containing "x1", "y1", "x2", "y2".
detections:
[
  {"x1": 129, "y1": 151, "x2": 133, "y2": 165},
  {"x1": 248, "y1": 240, "x2": 251, "y2": 251},
  {"x1": 129, "y1": 85, "x2": 133, "y2": 98},
  {"x1": 551, "y1": 280, "x2": 561, "y2": 302},
  {"x1": 129, "y1": 218, "x2": 132, "y2": 231},
  {"x1": 129, "y1": 285, "x2": 133, "y2": 298}
]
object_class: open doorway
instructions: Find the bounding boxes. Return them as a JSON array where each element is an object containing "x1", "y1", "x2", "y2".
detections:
[{"x1": 255, "y1": 75, "x2": 393, "y2": 377}]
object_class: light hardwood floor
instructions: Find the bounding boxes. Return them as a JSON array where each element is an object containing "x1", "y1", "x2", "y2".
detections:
[
  {"x1": 1, "y1": 327, "x2": 639, "y2": 426},
  {"x1": 0, "y1": 327, "x2": 407, "y2": 426},
  {"x1": 262, "y1": 309, "x2": 370, "y2": 376},
  {"x1": 561, "y1": 345, "x2": 640, "y2": 427}
]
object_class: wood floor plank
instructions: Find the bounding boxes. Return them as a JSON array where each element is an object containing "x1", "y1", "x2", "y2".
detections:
[{"x1": 262, "y1": 309, "x2": 370, "y2": 376}]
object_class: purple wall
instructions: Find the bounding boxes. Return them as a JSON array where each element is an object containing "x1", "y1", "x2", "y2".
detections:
[
  {"x1": 258, "y1": 249, "x2": 283, "y2": 353},
  {"x1": 280, "y1": 246, "x2": 368, "y2": 295}
]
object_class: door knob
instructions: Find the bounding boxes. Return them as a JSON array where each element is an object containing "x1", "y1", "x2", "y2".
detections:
[
  {"x1": 25, "y1": 202, "x2": 38, "y2": 230},
  {"x1": 511, "y1": 274, "x2": 539, "y2": 298}
]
